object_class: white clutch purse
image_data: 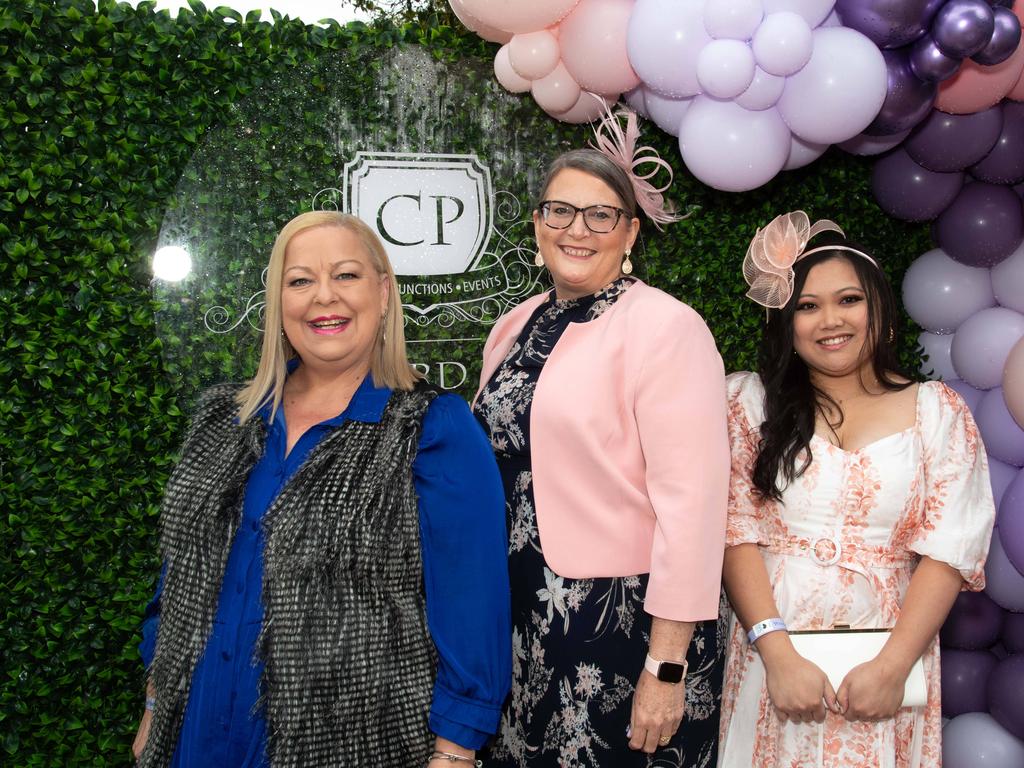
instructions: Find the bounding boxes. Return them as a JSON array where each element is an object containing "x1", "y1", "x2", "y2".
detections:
[{"x1": 788, "y1": 626, "x2": 927, "y2": 708}]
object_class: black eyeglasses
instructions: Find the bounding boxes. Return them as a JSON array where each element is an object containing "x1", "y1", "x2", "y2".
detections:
[{"x1": 538, "y1": 200, "x2": 629, "y2": 234}]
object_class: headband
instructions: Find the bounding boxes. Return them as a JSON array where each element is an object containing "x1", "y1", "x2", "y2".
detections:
[
  {"x1": 588, "y1": 104, "x2": 681, "y2": 230},
  {"x1": 742, "y1": 211, "x2": 878, "y2": 310}
]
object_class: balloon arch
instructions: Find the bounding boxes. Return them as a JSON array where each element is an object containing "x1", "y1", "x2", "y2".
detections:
[{"x1": 449, "y1": 0, "x2": 1024, "y2": 762}]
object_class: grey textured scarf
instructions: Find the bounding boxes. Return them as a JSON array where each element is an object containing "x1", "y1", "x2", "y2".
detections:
[{"x1": 140, "y1": 382, "x2": 439, "y2": 768}]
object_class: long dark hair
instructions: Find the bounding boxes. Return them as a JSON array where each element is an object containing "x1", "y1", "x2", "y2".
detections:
[{"x1": 752, "y1": 241, "x2": 913, "y2": 501}]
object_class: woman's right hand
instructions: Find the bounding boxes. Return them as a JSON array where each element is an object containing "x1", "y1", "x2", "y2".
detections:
[
  {"x1": 759, "y1": 634, "x2": 838, "y2": 724},
  {"x1": 132, "y1": 708, "x2": 152, "y2": 761}
]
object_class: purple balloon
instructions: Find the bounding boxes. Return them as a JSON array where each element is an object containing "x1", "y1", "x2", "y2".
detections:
[
  {"x1": 872, "y1": 149, "x2": 964, "y2": 221},
  {"x1": 950, "y1": 307, "x2": 1024, "y2": 389},
  {"x1": 1000, "y1": 469, "x2": 1024, "y2": 572},
  {"x1": 946, "y1": 378, "x2": 985, "y2": 411},
  {"x1": 933, "y1": 0, "x2": 996, "y2": 58},
  {"x1": 941, "y1": 648, "x2": 999, "y2": 716},
  {"x1": 988, "y1": 655, "x2": 1024, "y2": 739},
  {"x1": 905, "y1": 105, "x2": 1004, "y2": 172},
  {"x1": 838, "y1": 128, "x2": 911, "y2": 156},
  {"x1": 835, "y1": 0, "x2": 945, "y2": 48},
  {"x1": 986, "y1": 534, "x2": 1024, "y2": 612},
  {"x1": 864, "y1": 49, "x2": 937, "y2": 135},
  {"x1": 978, "y1": 388, "x2": 1024, "y2": 466},
  {"x1": 943, "y1": 712, "x2": 1024, "y2": 767},
  {"x1": 933, "y1": 182, "x2": 1024, "y2": 266},
  {"x1": 910, "y1": 33, "x2": 965, "y2": 82},
  {"x1": 973, "y1": 6, "x2": 1024, "y2": 66},
  {"x1": 1003, "y1": 612, "x2": 1024, "y2": 652},
  {"x1": 990, "y1": 457, "x2": 1019, "y2": 510},
  {"x1": 902, "y1": 247, "x2": 995, "y2": 333},
  {"x1": 941, "y1": 591, "x2": 1006, "y2": 649},
  {"x1": 972, "y1": 103, "x2": 1024, "y2": 185}
]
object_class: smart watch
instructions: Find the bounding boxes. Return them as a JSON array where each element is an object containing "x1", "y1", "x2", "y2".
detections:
[{"x1": 644, "y1": 653, "x2": 688, "y2": 684}]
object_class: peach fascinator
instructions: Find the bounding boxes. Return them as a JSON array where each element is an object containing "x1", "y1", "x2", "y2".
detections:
[
  {"x1": 742, "y1": 211, "x2": 878, "y2": 310},
  {"x1": 589, "y1": 104, "x2": 681, "y2": 230}
]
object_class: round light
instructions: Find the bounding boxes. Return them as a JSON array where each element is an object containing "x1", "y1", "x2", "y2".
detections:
[{"x1": 152, "y1": 245, "x2": 192, "y2": 282}]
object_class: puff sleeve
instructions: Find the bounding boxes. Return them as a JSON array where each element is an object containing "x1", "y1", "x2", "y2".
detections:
[{"x1": 724, "y1": 372, "x2": 772, "y2": 548}]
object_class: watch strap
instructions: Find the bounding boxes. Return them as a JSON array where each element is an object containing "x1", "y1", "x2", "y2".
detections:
[{"x1": 644, "y1": 653, "x2": 688, "y2": 683}]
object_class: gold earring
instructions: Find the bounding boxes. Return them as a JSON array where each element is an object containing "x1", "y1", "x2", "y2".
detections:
[
  {"x1": 888, "y1": 327, "x2": 895, "y2": 343},
  {"x1": 534, "y1": 250, "x2": 544, "y2": 268},
  {"x1": 621, "y1": 248, "x2": 633, "y2": 275}
]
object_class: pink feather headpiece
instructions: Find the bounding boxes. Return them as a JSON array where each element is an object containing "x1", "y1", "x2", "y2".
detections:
[{"x1": 589, "y1": 105, "x2": 681, "y2": 230}]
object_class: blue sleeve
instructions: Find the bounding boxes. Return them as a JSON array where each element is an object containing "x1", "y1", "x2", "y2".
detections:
[
  {"x1": 413, "y1": 393, "x2": 511, "y2": 750},
  {"x1": 138, "y1": 564, "x2": 164, "y2": 669}
]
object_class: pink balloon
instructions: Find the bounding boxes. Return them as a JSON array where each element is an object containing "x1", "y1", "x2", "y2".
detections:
[
  {"x1": 919, "y1": 331, "x2": 958, "y2": 380},
  {"x1": 777, "y1": 27, "x2": 887, "y2": 144},
  {"x1": 783, "y1": 134, "x2": 828, "y2": 170},
  {"x1": 992, "y1": 240, "x2": 1024, "y2": 314},
  {"x1": 951, "y1": 307, "x2": 1024, "y2": 390},
  {"x1": 560, "y1": 0, "x2": 640, "y2": 95},
  {"x1": 627, "y1": 0, "x2": 710, "y2": 98},
  {"x1": 1004, "y1": 337, "x2": 1024, "y2": 430},
  {"x1": 494, "y1": 45, "x2": 532, "y2": 93},
  {"x1": 679, "y1": 98, "x2": 792, "y2": 192},
  {"x1": 508, "y1": 30, "x2": 561, "y2": 80},
  {"x1": 547, "y1": 91, "x2": 616, "y2": 123},
  {"x1": 1009, "y1": 62, "x2": 1024, "y2": 101},
  {"x1": 456, "y1": 0, "x2": 579, "y2": 35},
  {"x1": 531, "y1": 61, "x2": 582, "y2": 114},
  {"x1": 936, "y1": 2, "x2": 1024, "y2": 115},
  {"x1": 448, "y1": 0, "x2": 513, "y2": 42}
]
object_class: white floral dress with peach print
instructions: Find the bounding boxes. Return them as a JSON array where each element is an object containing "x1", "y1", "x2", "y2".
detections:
[{"x1": 718, "y1": 372, "x2": 994, "y2": 768}]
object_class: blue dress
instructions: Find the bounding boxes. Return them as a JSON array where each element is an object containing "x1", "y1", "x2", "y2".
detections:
[
  {"x1": 140, "y1": 374, "x2": 511, "y2": 766},
  {"x1": 473, "y1": 279, "x2": 725, "y2": 768}
]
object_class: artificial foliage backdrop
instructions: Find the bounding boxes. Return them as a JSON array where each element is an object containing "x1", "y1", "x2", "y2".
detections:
[{"x1": 0, "y1": 0, "x2": 930, "y2": 764}]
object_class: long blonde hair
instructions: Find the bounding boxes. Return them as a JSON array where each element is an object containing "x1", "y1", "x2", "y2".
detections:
[{"x1": 236, "y1": 211, "x2": 420, "y2": 423}]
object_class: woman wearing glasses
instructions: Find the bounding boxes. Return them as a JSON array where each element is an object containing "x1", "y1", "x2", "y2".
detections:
[{"x1": 473, "y1": 111, "x2": 730, "y2": 768}]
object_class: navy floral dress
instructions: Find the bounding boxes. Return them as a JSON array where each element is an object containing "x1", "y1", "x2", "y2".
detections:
[{"x1": 474, "y1": 279, "x2": 726, "y2": 768}]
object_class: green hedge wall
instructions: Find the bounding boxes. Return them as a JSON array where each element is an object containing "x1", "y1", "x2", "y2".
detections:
[{"x1": 0, "y1": 1, "x2": 931, "y2": 764}]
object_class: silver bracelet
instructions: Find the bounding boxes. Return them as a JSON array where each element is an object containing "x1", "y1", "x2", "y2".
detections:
[
  {"x1": 428, "y1": 751, "x2": 482, "y2": 767},
  {"x1": 145, "y1": 697, "x2": 156, "y2": 711}
]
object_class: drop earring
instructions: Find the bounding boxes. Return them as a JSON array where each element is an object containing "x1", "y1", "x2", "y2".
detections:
[
  {"x1": 534, "y1": 250, "x2": 544, "y2": 268},
  {"x1": 621, "y1": 248, "x2": 633, "y2": 275}
]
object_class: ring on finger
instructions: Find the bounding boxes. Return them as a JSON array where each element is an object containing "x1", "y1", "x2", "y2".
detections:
[{"x1": 658, "y1": 735, "x2": 671, "y2": 745}]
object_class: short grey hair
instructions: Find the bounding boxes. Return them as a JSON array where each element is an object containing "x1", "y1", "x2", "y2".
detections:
[{"x1": 535, "y1": 148, "x2": 638, "y2": 216}]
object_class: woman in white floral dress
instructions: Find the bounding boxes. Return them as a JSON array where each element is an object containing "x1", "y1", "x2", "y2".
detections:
[
  {"x1": 718, "y1": 213, "x2": 995, "y2": 768},
  {"x1": 474, "y1": 117, "x2": 730, "y2": 768}
]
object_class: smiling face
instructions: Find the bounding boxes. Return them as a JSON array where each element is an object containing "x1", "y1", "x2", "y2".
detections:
[
  {"x1": 791, "y1": 257, "x2": 873, "y2": 381},
  {"x1": 533, "y1": 167, "x2": 640, "y2": 300},
  {"x1": 280, "y1": 224, "x2": 388, "y2": 377}
]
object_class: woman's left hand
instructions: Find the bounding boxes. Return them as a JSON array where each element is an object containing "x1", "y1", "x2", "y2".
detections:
[
  {"x1": 627, "y1": 670, "x2": 685, "y2": 753},
  {"x1": 835, "y1": 656, "x2": 906, "y2": 722}
]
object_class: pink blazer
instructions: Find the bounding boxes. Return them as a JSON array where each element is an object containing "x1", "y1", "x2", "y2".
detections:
[{"x1": 475, "y1": 281, "x2": 729, "y2": 621}]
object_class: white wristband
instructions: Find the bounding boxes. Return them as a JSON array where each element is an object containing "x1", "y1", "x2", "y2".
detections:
[{"x1": 747, "y1": 617, "x2": 787, "y2": 645}]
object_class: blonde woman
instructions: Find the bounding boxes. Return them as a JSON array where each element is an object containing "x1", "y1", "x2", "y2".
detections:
[{"x1": 133, "y1": 211, "x2": 510, "y2": 768}]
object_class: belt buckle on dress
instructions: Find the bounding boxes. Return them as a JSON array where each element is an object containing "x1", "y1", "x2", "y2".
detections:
[{"x1": 806, "y1": 536, "x2": 842, "y2": 566}]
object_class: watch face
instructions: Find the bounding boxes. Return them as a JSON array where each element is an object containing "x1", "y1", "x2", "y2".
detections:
[{"x1": 657, "y1": 662, "x2": 685, "y2": 684}]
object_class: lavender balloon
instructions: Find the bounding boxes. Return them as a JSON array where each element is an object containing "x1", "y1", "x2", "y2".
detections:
[
  {"x1": 972, "y1": 103, "x2": 1024, "y2": 186},
  {"x1": 905, "y1": 106, "x2": 1003, "y2": 173},
  {"x1": 1003, "y1": 611, "x2": 1024, "y2": 652},
  {"x1": 933, "y1": 182, "x2": 1024, "y2": 267},
  {"x1": 986, "y1": 534, "x2": 1024, "y2": 612},
  {"x1": 941, "y1": 591, "x2": 1005, "y2": 649},
  {"x1": 834, "y1": 0, "x2": 944, "y2": 48},
  {"x1": 992, "y1": 241, "x2": 1024, "y2": 314},
  {"x1": 941, "y1": 649, "x2": 999, "y2": 717},
  {"x1": 950, "y1": 307, "x2": 1024, "y2": 390},
  {"x1": 872, "y1": 149, "x2": 963, "y2": 221},
  {"x1": 902, "y1": 248, "x2": 995, "y2": 334},
  {"x1": 918, "y1": 331, "x2": 957, "y2": 379},
  {"x1": 977, "y1": 388, "x2": 1024, "y2": 467},
  {"x1": 973, "y1": 6, "x2": 1023, "y2": 66},
  {"x1": 864, "y1": 49, "x2": 937, "y2": 135},
  {"x1": 943, "y1": 712, "x2": 1024, "y2": 768},
  {"x1": 910, "y1": 33, "x2": 964, "y2": 82},
  {"x1": 988, "y1": 655, "x2": 1024, "y2": 740},
  {"x1": 991, "y1": 457, "x2": 1019, "y2": 509},
  {"x1": 1000, "y1": 470, "x2": 1024, "y2": 572},
  {"x1": 946, "y1": 378, "x2": 985, "y2": 411},
  {"x1": 932, "y1": 0, "x2": 996, "y2": 59}
]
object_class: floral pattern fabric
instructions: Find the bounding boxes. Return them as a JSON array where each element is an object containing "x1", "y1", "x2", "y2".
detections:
[
  {"x1": 718, "y1": 372, "x2": 995, "y2": 768},
  {"x1": 475, "y1": 279, "x2": 726, "y2": 768}
]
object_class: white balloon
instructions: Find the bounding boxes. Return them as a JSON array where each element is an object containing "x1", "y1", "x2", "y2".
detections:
[
  {"x1": 696, "y1": 39, "x2": 756, "y2": 99},
  {"x1": 734, "y1": 66, "x2": 786, "y2": 110},
  {"x1": 627, "y1": 0, "x2": 711, "y2": 97},
  {"x1": 918, "y1": 331, "x2": 958, "y2": 380},
  {"x1": 783, "y1": 134, "x2": 827, "y2": 169},
  {"x1": 679, "y1": 97, "x2": 792, "y2": 192},
  {"x1": 494, "y1": 45, "x2": 532, "y2": 93},
  {"x1": 777, "y1": 26, "x2": 887, "y2": 144},
  {"x1": 762, "y1": 0, "x2": 834, "y2": 27},
  {"x1": 991, "y1": 240, "x2": 1024, "y2": 314},
  {"x1": 703, "y1": 0, "x2": 764, "y2": 40},
  {"x1": 644, "y1": 89, "x2": 694, "y2": 135},
  {"x1": 752, "y1": 12, "x2": 813, "y2": 76},
  {"x1": 819, "y1": 8, "x2": 842, "y2": 27},
  {"x1": 508, "y1": 30, "x2": 560, "y2": 80}
]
